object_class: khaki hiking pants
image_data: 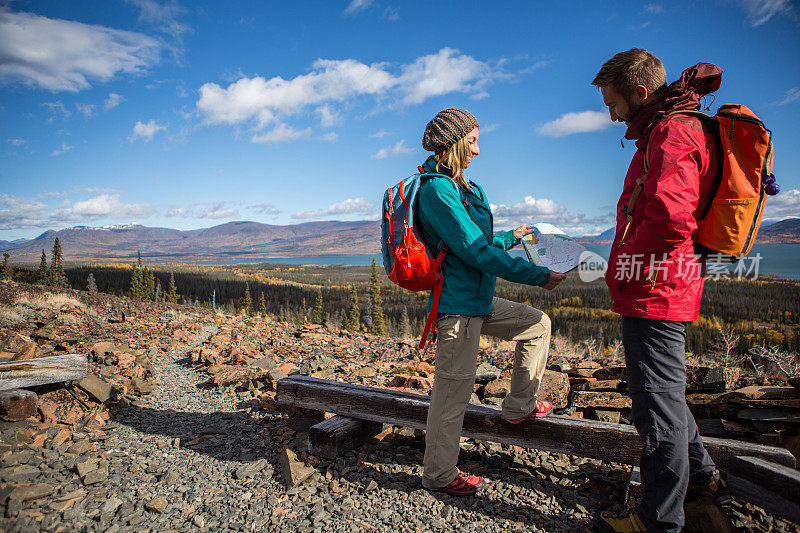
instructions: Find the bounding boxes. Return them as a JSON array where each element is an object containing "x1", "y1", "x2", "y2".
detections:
[{"x1": 422, "y1": 297, "x2": 551, "y2": 489}]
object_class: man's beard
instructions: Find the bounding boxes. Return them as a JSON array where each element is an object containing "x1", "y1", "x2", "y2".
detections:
[{"x1": 624, "y1": 98, "x2": 643, "y2": 124}]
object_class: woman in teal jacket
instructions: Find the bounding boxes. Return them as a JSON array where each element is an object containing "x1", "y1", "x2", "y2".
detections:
[{"x1": 417, "y1": 108, "x2": 565, "y2": 496}]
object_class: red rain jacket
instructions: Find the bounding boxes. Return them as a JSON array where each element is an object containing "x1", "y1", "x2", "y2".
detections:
[{"x1": 606, "y1": 114, "x2": 718, "y2": 322}]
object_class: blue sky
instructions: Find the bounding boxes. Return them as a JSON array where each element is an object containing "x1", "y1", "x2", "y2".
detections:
[{"x1": 1, "y1": 0, "x2": 799, "y2": 242}]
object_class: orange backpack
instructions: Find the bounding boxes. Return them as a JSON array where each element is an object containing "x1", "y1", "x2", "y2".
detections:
[
  {"x1": 621, "y1": 105, "x2": 778, "y2": 262},
  {"x1": 670, "y1": 105, "x2": 776, "y2": 261}
]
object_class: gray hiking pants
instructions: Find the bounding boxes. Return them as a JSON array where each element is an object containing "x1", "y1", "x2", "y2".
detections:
[{"x1": 623, "y1": 316, "x2": 717, "y2": 532}]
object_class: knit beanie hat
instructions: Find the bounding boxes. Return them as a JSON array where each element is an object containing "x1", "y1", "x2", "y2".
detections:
[{"x1": 422, "y1": 108, "x2": 479, "y2": 153}]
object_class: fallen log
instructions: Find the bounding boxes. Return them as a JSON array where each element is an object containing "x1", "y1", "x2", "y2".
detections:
[
  {"x1": 727, "y1": 455, "x2": 800, "y2": 524},
  {"x1": 0, "y1": 354, "x2": 88, "y2": 391},
  {"x1": 276, "y1": 376, "x2": 796, "y2": 470},
  {"x1": 309, "y1": 415, "x2": 384, "y2": 459},
  {"x1": 0, "y1": 389, "x2": 38, "y2": 421}
]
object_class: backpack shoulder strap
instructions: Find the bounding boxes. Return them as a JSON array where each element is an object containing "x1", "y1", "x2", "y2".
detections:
[
  {"x1": 665, "y1": 110, "x2": 724, "y2": 221},
  {"x1": 618, "y1": 110, "x2": 723, "y2": 247},
  {"x1": 418, "y1": 171, "x2": 465, "y2": 201}
]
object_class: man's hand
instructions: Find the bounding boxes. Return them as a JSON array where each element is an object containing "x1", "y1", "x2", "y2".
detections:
[
  {"x1": 514, "y1": 225, "x2": 535, "y2": 240},
  {"x1": 543, "y1": 271, "x2": 566, "y2": 291}
]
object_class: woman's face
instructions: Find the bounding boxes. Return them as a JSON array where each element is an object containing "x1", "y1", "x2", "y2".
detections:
[{"x1": 464, "y1": 127, "x2": 480, "y2": 169}]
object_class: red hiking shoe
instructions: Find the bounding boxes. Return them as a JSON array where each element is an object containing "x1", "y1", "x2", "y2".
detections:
[
  {"x1": 504, "y1": 400, "x2": 553, "y2": 424},
  {"x1": 434, "y1": 471, "x2": 485, "y2": 496}
]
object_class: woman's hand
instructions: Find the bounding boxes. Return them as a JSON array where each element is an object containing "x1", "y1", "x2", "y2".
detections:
[
  {"x1": 543, "y1": 271, "x2": 566, "y2": 291},
  {"x1": 513, "y1": 225, "x2": 535, "y2": 240}
]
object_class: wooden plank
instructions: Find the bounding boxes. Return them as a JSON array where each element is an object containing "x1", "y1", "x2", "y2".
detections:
[
  {"x1": 728, "y1": 475, "x2": 800, "y2": 524},
  {"x1": 308, "y1": 415, "x2": 384, "y2": 459},
  {"x1": 737, "y1": 408, "x2": 800, "y2": 423},
  {"x1": 728, "y1": 455, "x2": 800, "y2": 497},
  {"x1": 696, "y1": 418, "x2": 725, "y2": 437},
  {"x1": 0, "y1": 389, "x2": 38, "y2": 421},
  {"x1": 728, "y1": 455, "x2": 800, "y2": 524},
  {"x1": 276, "y1": 376, "x2": 796, "y2": 470},
  {"x1": 0, "y1": 354, "x2": 88, "y2": 391}
]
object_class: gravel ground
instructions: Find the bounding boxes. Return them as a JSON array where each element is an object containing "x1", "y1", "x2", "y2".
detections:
[{"x1": 1, "y1": 326, "x2": 796, "y2": 532}]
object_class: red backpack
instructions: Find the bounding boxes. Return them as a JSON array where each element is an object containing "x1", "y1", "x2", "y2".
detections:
[{"x1": 381, "y1": 167, "x2": 457, "y2": 352}]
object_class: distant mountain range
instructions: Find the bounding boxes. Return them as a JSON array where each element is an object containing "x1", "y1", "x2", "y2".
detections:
[
  {"x1": 1, "y1": 217, "x2": 798, "y2": 263},
  {"x1": 756, "y1": 217, "x2": 800, "y2": 243},
  {"x1": 575, "y1": 218, "x2": 800, "y2": 246},
  {"x1": 0, "y1": 221, "x2": 381, "y2": 263}
]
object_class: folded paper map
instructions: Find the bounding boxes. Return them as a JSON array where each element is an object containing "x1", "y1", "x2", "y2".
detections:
[{"x1": 521, "y1": 223, "x2": 588, "y2": 273}]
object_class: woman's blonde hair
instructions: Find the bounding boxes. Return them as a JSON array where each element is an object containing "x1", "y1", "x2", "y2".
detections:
[{"x1": 435, "y1": 135, "x2": 471, "y2": 188}]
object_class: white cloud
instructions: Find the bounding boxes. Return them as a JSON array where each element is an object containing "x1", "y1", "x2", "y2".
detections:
[
  {"x1": 293, "y1": 197, "x2": 374, "y2": 220},
  {"x1": 196, "y1": 48, "x2": 500, "y2": 141},
  {"x1": 344, "y1": 0, "x2": 373, "y2": 15},
  {"x1": 739, "y1": 0, "x2": 791, "y2": 26},
  {"x1": 328, "y1": 197, "x2": 373, "y2": 214},
  {"x1": 644, "y1": 3, "x2": 664, "y2": 14},
  {"x1": 250, "y1": 203, "x2": 281, "y2": 215},
  {"x1": 370, "y1": 129, "x2": 390, "y2": 138},
  {"x1": 198, "y1": 202, "x2": 239, "y2": 219},
  {"x1": 0, "y1": 195, "x2": 49, "y2": 230},
  {"x1": 316, "y1": 104, "x2": 340, "y2": 128},
  {"x1": 70, "y1": 193, "x2": 151, "y2": 218},
  {"x1": 321, "y1": 132, "x2": 338, "y2": 142},
  {"x1": 251, "y1": 123, "x2": 312, "y2": 144},
  {"x1": 0, "y1": 9, "x2": 161, "y2": 92},
  {"x1": 165, "y1": 206, "x2": 188, "y2": 217},
  {"x1": 76, "y1": 103, "x2": 95, "y2": 118},
  {"x1": 383, "y1": 6, "x2": 400, "y2": 20},
  {"x1": 0, "y1": 193, "x2": 154, "y2": 230},
  {"x1": 104, "y1": 92, "x2": 123, "y2": 110},
  {"x1": 197, "y1": 59, "x2": 395, "y2": 127},
  {"x1": 397, "y1": 48, "x2": 495, "y2": 105},
  {"x1": 537, "y1": 110, "x2": 612, "y2": 137},
  {"x1": 51, "y1": 141, "x2": 73, "y2": 156},
  {"x1": 372, "y1": 139, "x2": 414, "y2": 159},
  {"x1": 8, "y1": 138, "x2": 27, "y2": 147},
  {"x1": 481, "y1": 123, "x2": 500, "y2": 134},
  {"x1": 490, "y1": 196, "x2": 613, "y2": 236},
  {"x1": 126, "y1": 0, "x2": 190, "y2": 41},
  {"x1": 777, "y1": 87, "x2": 800, "y2": 106},
  {"x1": 40, "y1": 191, "x2": 67, "y2": 199},
  {"x1": 42, "y1": 101, "x2": 71, "y2": 121},
  {"x1": 129, "y1": 119, "x2": 167, "y2": 142},
  {"x1": 166, "y1": 201, "x2": 255, "y2": 219},
  {"x1": 764, "y1": 188, "x2": 800, "y2": 219}
]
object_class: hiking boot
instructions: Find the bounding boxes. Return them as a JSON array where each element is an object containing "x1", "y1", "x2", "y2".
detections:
[
  {"x1": 687, "y1": 469, "x2": 732, "y2": 505},
  {"x1": 594, "y1": 510, "x2": 651, "y2": 532},
  {"x1": 433, "y1": 471, "x2": 485, "y2": 496},
  {"x1": 504, "y1": 400, "x2": 553, "y2": 424}
]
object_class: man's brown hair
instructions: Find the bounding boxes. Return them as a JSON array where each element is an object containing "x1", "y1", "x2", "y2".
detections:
[{"x1": 592, "y1": 48, "x2": 666, "y2": 97}]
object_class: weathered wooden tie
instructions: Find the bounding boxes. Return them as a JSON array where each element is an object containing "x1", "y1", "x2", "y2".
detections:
[
  {"x1": 0, "y1": 389, "x2": 38, "y2": 421},
  {"x1": 309, "y1": 415, "x2": 384, "y2": 459},
  {"x1": 727, "y1": 455, "x2": 800, "y2": 524},
  {"x1": 0, "y1": 354, "x2": 88, "y2": 391},
  {"x1": 277, "y1": 376, "x2": 796, "y2": 470}
]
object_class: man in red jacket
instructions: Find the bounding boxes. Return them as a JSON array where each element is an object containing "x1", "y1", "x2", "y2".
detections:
[{"x1": 591, "y1": 49, "x2": 731, "y2": 533}]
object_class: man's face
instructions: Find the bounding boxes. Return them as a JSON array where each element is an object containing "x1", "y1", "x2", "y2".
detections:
[{"x1": 601, "y1": 85, "x2": 641, "y2": 125}]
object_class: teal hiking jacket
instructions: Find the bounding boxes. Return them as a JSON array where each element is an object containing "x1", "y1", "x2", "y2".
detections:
[{"x1": 417, "y1": 156, "x2": 550, "y2": 315}]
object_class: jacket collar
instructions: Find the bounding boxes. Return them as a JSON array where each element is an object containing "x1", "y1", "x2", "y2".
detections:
[
  {"x1": 421, "y1": 155, "x2": 451, "y2": 176},
  {"x1": 420, "y1": 155, "x2": 483, "y2": 198},
  {"x1": 625, "y1": 62, "x2": 722, "y2": 143}
]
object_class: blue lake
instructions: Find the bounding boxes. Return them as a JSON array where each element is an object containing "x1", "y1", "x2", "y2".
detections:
[{"x1": 205, "y1": 243, "x2": 800, "y2": 280}]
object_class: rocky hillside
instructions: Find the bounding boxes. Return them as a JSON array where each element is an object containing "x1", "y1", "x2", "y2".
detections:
[{"x1": 0, "y1": 281, "x2": 797, "y2": 532}]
